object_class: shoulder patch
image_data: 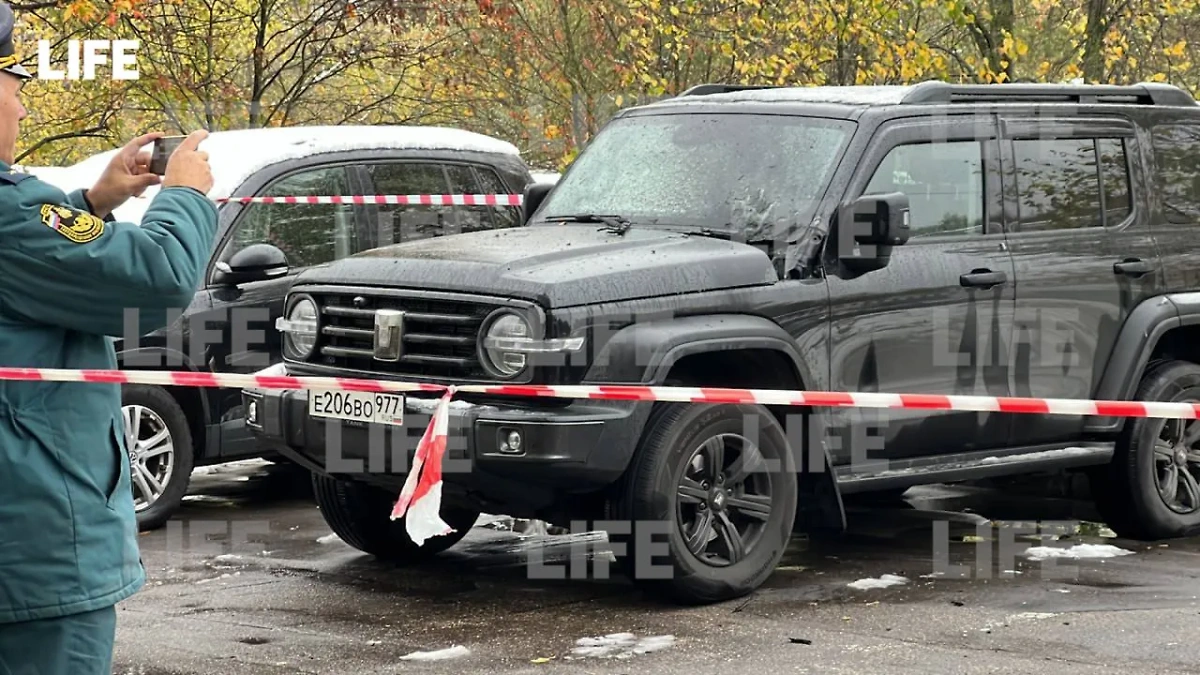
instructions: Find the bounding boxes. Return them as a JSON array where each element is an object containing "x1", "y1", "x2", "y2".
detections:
[
  {"x1": 39, "y1": 203, "x2": 106, "y2": 243},
  {"x1": 0, "y1": 171, "x2": 32, "y2": 185}
]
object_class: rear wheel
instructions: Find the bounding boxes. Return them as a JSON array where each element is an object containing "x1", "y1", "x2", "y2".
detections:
[
  {"x1": 1093, "y1": 360, "x2": 1200, "y2": 539},
  {"x1": 312, "y1": 474, "x2": 479, "y2": 561},
  {"x1": 608, "y1": 403, "x2": 797, "y2": 604},
  {"x1": 122, "y1": 385, "x2": 194, "y2": 531}
]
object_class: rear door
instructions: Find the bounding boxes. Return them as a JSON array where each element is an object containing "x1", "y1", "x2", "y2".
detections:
[
  {"x1": 825, "y1": 114, "x2": 1018, "y2": 468},
  {"x1": 998, "y1": 115, "x2": 1166, "y2": 447}
]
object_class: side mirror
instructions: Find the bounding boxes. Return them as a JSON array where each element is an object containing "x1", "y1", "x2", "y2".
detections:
[
  {"x1": 521, "y1": 182, "x2": 554, "y2": 225},
  {"x1": 835, "y1": 192, "x2": 910, "y2": 272},
  {"x1": 213, "y1": 243, "x2": 289, "y2": 286}
]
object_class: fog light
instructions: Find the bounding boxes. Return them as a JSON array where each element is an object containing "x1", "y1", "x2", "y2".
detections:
[
  {"x1": 247, "y1": 401, "x2": 258, "y2": 424},
  {"x1": 499, "y1": 429, "x2": 523, "y2": 454}
]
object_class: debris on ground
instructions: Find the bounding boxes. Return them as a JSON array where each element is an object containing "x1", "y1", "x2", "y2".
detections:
[
  {"x1": 566, "y1": 633, "x2": 676, "y2": 659},
  {"x1": 789, "y1": 637, "x2": 813, "y2": 645},
  {"x1": 316, "y1": 533, "x2": 342, "y2": 544},
  {"x1": 847, "y1": 574, "x2": 909, "y2": 590},
  {"x1": 1023, "y1": 544, "x2": 1135, "y2": 560},
  {"x1": 398, "y1": 645, "x2": 471, "y2": 661}
]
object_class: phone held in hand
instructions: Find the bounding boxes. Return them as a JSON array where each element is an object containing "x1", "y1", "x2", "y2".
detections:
[{"x1": 148, "y1": 135, "x2": 186, "y2": 175}]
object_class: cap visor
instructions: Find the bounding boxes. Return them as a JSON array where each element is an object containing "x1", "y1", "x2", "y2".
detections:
[{"x1": 3, "y1": 63, "x2": 32, "y2": 79}]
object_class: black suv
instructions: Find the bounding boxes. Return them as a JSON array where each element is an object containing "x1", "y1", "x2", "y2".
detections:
[{"x1": 244, "y1": 81, "x2": 1200, "y2": 604}]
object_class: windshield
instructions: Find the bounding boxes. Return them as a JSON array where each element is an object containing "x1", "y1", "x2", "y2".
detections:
[{"x1": 536, "y1": 113, "x2": 855, "y2": 239}]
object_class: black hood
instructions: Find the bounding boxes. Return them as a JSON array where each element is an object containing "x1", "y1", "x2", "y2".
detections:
[{"x1": 294, "y1": 225, "x2": 778, "y2": 308}]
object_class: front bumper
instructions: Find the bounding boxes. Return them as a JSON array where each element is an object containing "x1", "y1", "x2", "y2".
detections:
[{"x1": 242, "y1": 383, "x2": 649, "y2": 503}]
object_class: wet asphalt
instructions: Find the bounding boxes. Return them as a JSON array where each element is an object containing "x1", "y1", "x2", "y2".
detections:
[{"x1": 112, "y1": 461, "x2": 1200, "y2": 674}]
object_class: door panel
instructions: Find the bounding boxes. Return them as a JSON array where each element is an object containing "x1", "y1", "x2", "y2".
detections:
[
  {"x1": 825, "y1": 116, "x2": 1017, "y2": 468},
  {"x1": 1000, "y1": 117, "x2": 1166, "y2": 447}
]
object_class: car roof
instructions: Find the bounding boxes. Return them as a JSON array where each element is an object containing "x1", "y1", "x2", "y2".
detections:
[
  {"x1": 25, "y1": 124, "x2": 522, "y2": 223},
  {"x1": 632, "y1": 81, "x2": 1200, "y2": 116}
]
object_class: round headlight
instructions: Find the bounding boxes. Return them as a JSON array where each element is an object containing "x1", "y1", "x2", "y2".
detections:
[
  {"x1": 283, "y1": 296, "x2": 318, "y2": 359},
  {"x1": 481, "y1": 312, "x2": 531, "y2": 377}
]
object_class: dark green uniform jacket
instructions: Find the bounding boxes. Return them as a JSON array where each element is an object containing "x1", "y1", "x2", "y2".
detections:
[{"x1": 0, "y1": 160, "x2": 218, "y2": 623}]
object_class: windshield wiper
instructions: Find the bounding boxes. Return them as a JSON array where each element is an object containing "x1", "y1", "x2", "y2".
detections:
[{"x1": 542, "y1": 213, "x2": 632, "y2": 235}]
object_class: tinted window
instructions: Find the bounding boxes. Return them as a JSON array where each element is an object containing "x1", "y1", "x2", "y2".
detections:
[
  {"x1": 1099, "y1": 138, "x2": 1132, "y2": 224},
  {"x1": 864, "y1": 140, "x2": 985, "y2": 237},
  {"x1": 229, "y1": 165, "x2": 356, "y2": 269},
  {"x1": 365, "y1": 163, "x2": 453, "y2": 244},
  {"x1": 472, "y1": 166, "x2": 521, "y2": 229},
  {"x1": 1151, "y1": 122, "x2": 1200, "y2": 223},
  {"x1": 1013, "y1": 138, "x2": 1101, "y2": 230},
  {"x1": 445, "y1": 164, "x2": 517, "y2": 234},
  {"x1": 537, "y1": 114, "x2": 853, "y2": 239},
  {"x1": 1013, "y1": 137, "x2": 1135, "y2": 230}
]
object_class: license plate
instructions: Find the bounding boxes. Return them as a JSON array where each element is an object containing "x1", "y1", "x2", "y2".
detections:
[{"x1": 308, "y1": 390, "x2": 404, "y2": 426}]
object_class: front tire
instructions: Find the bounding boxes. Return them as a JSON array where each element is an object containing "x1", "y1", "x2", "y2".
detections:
[
  {"x1": 122, "y1": 385, "x2": 194, "y2": 532},
  {"x1": 1093, "y1": 360, "x2": 1200, "y2": 540},
  {"x1": 312, "y1": 474, "x2": 479, "y2": 561},
  {"x1": 608, "y1": 403, "x2": 798, "y2": 604}
]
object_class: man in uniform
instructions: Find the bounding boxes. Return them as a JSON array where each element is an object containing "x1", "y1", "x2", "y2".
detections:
[{"x1": 0, "y1": 3, "x2": 220, "y2": 672}]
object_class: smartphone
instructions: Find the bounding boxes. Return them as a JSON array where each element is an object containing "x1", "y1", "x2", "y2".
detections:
[{"x1": 148, "y1": 135, "x2": 186, "y2": 175}]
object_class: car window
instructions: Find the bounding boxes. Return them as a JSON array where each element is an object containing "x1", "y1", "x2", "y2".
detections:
[
  {"x1": 1011, "y1": 137, "x2": 1132, "y2": 231},
  {"x1": 227, "y1": 165, "x2": 357, "y2": 269},
  {"x1": 463, "y1": 165, "x2": 521, "y2": 230},
  {"x1": 363, "y1": 162, "x2": 458, "y2": 243},
  {"x1": 1150, "y1": 122, "x2": 1200, "y2": 223},
  {"x1": 444, "y1": 164, "x2": 521, "y2": 233},
  {"x1": 1099, "y1": 138, "x2": 1132, "y2": 225},
  {"x1": 864, "y1": 140, "x2": 986, "y2": 237}
]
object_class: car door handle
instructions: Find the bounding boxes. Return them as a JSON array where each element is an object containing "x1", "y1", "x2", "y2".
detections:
[
  {"x1": 960, "y1": 269, "x2": 1007, "y2": 289},
  {"x1": 1113, "y1": 258, "x2": 1155, "y2": 277}
]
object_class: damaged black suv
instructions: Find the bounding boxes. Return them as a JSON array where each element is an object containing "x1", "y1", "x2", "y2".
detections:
[{"x1": 245, "y1": 81, "x2": 1200, "y2": 604}]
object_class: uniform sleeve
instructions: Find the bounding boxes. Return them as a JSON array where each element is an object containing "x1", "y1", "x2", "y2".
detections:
[{"x1": 0, "y1": 176, "x2": 219, "y2": 337}]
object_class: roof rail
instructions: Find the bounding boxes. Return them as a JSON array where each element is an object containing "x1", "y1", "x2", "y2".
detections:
[
  {"x1": 899, "y1": 81, "x2": 1198, "y2": 107},
  {"x1": 677, "y1": 84, "x2": 782, "y2": 97}
]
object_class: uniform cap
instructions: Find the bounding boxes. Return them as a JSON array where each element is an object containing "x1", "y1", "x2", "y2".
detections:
[{"x1": 0, "y1": 2, "x2": 32, "y2": 79}]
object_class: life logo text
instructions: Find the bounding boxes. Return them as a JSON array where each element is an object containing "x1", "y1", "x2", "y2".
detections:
[{"x1": 36, "y1": 39, "x2": 139, "y2": 80}]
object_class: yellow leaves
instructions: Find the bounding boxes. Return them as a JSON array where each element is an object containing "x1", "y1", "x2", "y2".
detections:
[
  {"x1": 1165, "y1": 40, "x2": 1188, "y2": 59},
  {"x1": 1148, "y1": 72, "x2": 1169, "y2": 82},
  {"x1": 544, "y1": 124, "x2": 561, "y2": 139}
]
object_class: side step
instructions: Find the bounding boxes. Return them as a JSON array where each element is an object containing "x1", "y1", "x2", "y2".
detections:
[{"x1": 834, "y1": 442, "x2": 1114, "y2": 494}]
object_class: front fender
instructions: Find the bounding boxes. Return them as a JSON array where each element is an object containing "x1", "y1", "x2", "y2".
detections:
[
  {"x1": 582, "y1": 313, "x2": 845, "y2": 531},
  {"x1": 581, "y1": 313, "x2": 823, "y2": 390}
]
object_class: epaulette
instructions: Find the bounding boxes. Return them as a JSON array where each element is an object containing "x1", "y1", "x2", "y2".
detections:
[{"x1": 0, "y1": 171, "x2": 32, "y2": 185}]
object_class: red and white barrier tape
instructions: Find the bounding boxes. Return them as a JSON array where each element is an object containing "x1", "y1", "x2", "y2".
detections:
[
  {"x1": 6, "y1": 365, "x2": 1196, "y2": 545},
  {"x1": 212, "y1": 194, "x2": 522, "y2": 206},
  {"x1": 1, "y1": 366, "x2": 1197, "y2": 420}
]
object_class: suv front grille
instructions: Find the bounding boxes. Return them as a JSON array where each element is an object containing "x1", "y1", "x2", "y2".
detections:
[{"x1": 307, "y1": 290, "x2": 501, "y2": 380}]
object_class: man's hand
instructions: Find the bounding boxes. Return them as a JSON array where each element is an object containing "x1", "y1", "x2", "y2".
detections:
[
  {"x1": 86, "y1": 131, "x2": 165, "y2": 219},
  {"x1": 162, "y1": 130, "x2": 213, "y2": 195}
]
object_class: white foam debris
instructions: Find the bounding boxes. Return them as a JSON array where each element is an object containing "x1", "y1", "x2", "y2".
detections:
[
  {"x1": 1023, "y1": 544, "x2": 1135, "y2": 561},
  {"x1": 848, "y1": 574, "x2": 909, "y2": 590},
  {"x1": 212, "y1": 554, "x2": 243, "y2": 563},
  {"x1": 317, "y1": 533, "x2": 343, "y2": 544},
  {"x1": 568, "y1": 633, "x2": 676, "y2": 659},
  {"x1": 398, "y1": 645, "x2": 470, "y2": 661}
]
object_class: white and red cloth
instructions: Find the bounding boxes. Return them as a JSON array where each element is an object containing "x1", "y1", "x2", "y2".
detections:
[{"x1": 389, "y1": 387, "x2": 456, "y2": 545}]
